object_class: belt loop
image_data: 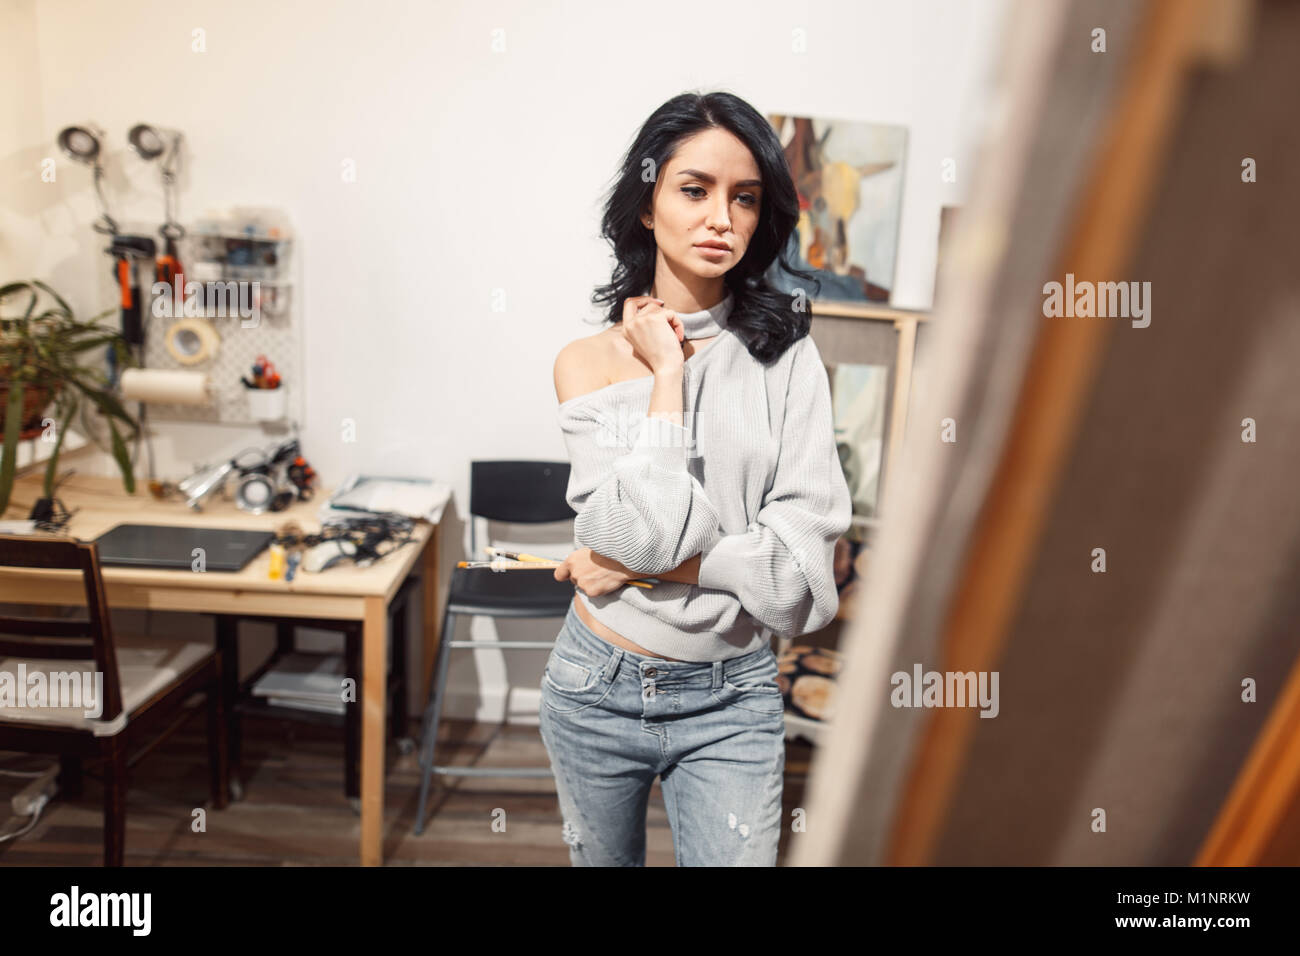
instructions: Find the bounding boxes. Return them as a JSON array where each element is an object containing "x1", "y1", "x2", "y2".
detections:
[
  {"x1": 602, "y1": 647, "x2": 623, "y2": 683},
  {"x1": 570, "y1": 602, "x2": 621, "y2": 683},
  {"x1": 711, "y1": 660, "x2": 723, "y2": 691}
]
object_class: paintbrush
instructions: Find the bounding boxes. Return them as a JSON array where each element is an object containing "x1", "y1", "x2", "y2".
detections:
[{"x1": 461, "y1": 547, "x2": 656, "y2": 588}]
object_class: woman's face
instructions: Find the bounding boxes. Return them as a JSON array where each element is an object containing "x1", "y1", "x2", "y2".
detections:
[{"x1": 644, "y1": 127, "x2": 763, "y2": 280}]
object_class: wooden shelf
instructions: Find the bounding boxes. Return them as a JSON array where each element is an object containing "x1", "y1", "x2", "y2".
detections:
[{"x1": 812, "y1": 301, "x2": 931, "y2": 323}]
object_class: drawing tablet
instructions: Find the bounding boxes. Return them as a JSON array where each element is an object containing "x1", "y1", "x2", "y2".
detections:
[{"x1": 93, "y1": 523, "x2": 273, "y2": 572}]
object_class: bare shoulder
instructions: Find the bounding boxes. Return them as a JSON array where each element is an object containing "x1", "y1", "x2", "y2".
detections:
[{"x1": 554, "y1": 329, "x2": 617, "y2": 404}]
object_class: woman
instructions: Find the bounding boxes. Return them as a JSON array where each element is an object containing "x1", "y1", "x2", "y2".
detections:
[{"x1": 542, "y1": 90, "x2": 852, "y2": 866}]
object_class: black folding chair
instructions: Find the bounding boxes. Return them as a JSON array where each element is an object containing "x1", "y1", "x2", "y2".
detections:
[{"x1": 413, "y1": 460, "x2": 576, "y2": 835}]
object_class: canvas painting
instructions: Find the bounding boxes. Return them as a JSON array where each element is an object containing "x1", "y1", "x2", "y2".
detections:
[
  {"x1": 765, "y1": 114, "x2": 908, "y2": 305},
  {"x1": 831, "y1": 361, "x2": 890, "y2": 519}
]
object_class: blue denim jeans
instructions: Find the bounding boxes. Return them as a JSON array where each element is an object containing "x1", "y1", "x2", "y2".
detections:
[{"x1": 538, "y1": 601, "x2": 786, "y2": 866}]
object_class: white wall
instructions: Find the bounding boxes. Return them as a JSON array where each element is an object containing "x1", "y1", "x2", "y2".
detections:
[{"x1": 1, "y1": 0, "x2": 1009, "y2": 724}]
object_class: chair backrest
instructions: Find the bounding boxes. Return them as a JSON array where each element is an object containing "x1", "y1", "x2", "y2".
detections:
[
  {"x1": 0, "y1": 533, "x2": 124, "y2": 722},
  {"x1": 467, "y1": 460, "x2": 574, "y2": 559}
]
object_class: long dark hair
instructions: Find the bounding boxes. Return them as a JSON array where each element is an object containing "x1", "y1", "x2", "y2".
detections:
[{"x1": 591, "y1": 90, "x2": 821, "y2": 365}]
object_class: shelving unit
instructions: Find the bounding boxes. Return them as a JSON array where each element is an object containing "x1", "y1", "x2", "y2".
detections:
[
  {"x1": 141, "y1": 209, "x2": 302, "y2": 427},
  {"x1": 812, "y1": 300, "x2": 930, "y2": 518}
]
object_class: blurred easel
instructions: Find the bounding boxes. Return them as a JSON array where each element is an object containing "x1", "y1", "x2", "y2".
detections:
[{"x1": 793, "y1": 0, "x2": 1293, "y2": 867}]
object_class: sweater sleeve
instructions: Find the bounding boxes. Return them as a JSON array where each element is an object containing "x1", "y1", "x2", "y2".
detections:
[
  {"x1": 695, "y1": 335, "x2": 852, "y2": 637},
  {"x1": 559, "y1": 400, "x2": 723, "y2": 576}
]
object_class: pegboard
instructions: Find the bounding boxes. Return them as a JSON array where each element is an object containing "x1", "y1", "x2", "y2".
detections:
[{"x1": 140, "y1": 218, "x2": 301, "y2": 427}]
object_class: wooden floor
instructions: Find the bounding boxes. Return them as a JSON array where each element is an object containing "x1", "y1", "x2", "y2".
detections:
[{"x1": 0, "y1": 712, "x2": 818, "y2": 866}]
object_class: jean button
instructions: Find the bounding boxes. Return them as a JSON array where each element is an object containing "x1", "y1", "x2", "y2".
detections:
[{"x1": 645, "y1": 667, "x2": 657, "y2": 677}]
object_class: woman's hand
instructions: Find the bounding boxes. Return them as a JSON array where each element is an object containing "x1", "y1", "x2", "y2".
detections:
[
  {"x1": 621, "y1": 295, "x2": 685, "y2": 374},
  {"x1": 554, "y1": 547, "x2": 636, "y2": 597}
]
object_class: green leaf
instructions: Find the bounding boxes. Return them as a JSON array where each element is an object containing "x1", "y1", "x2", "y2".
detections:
[
  {"x1": 0, "y1": 378, "x2": 24, "y2": 515},
  {"x1": 0, "y1": 282, "x2": 36, "y2": 321},
  {"x1": 106, "y1": 415, "x2": 135, "y2": 494},
  {"x1": 0, "y1": 281, "x2": 33, "y2": 298},
  {"x1": 66, "y1": 373, "x2": 140, "y2": 435},
  {"x1": 42, "y1": 393, "x2": 77, "y2": 498},
  {"x1": 31, "y1": 279, "x2": 75, "y2": 320},
  {"x1": 66, "y1": 334, "x2": 122, "y2": 354}
]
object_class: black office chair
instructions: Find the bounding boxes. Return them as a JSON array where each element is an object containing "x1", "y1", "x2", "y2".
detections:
[{"x1": 413, "y1": 460, "x2": 577, "y2": 835}]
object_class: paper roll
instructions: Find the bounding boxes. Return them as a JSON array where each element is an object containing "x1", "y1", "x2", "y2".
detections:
[{"x1": 119, "y1": 368, "x2": 212, "y2": 405}]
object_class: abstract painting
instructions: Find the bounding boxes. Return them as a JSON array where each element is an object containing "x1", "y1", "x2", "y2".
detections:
[
  {"x1": 765, "y1": 113, "x2": 908, "y2": 305},
  {"x1": 830, "y1": 361, "x2": 890, "y2": 519}
]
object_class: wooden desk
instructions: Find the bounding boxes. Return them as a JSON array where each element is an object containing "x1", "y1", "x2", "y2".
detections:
[{"x1": 0, "y1": 471, "x2": 441, "y2": 866}]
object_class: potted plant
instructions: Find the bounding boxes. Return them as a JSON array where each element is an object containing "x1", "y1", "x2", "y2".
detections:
[{"x1": 0, "y1": 279, "x2": 140, "y2": 516}]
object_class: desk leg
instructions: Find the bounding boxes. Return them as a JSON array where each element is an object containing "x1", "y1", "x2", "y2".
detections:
[
  {"x1": 420, "y1": 524, "x2": 441, "y2": 704},
  {"x1": 215, "y1": 615, "x2": 242, "y2": 797},
  {"x1": 360, "y1": 595, "x2": 388, "y2": 866}
]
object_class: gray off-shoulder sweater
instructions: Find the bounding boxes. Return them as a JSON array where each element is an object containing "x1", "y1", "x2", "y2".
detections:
[{"x1": 557, "y1": 301, "x2": 853, "y2": 662}]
